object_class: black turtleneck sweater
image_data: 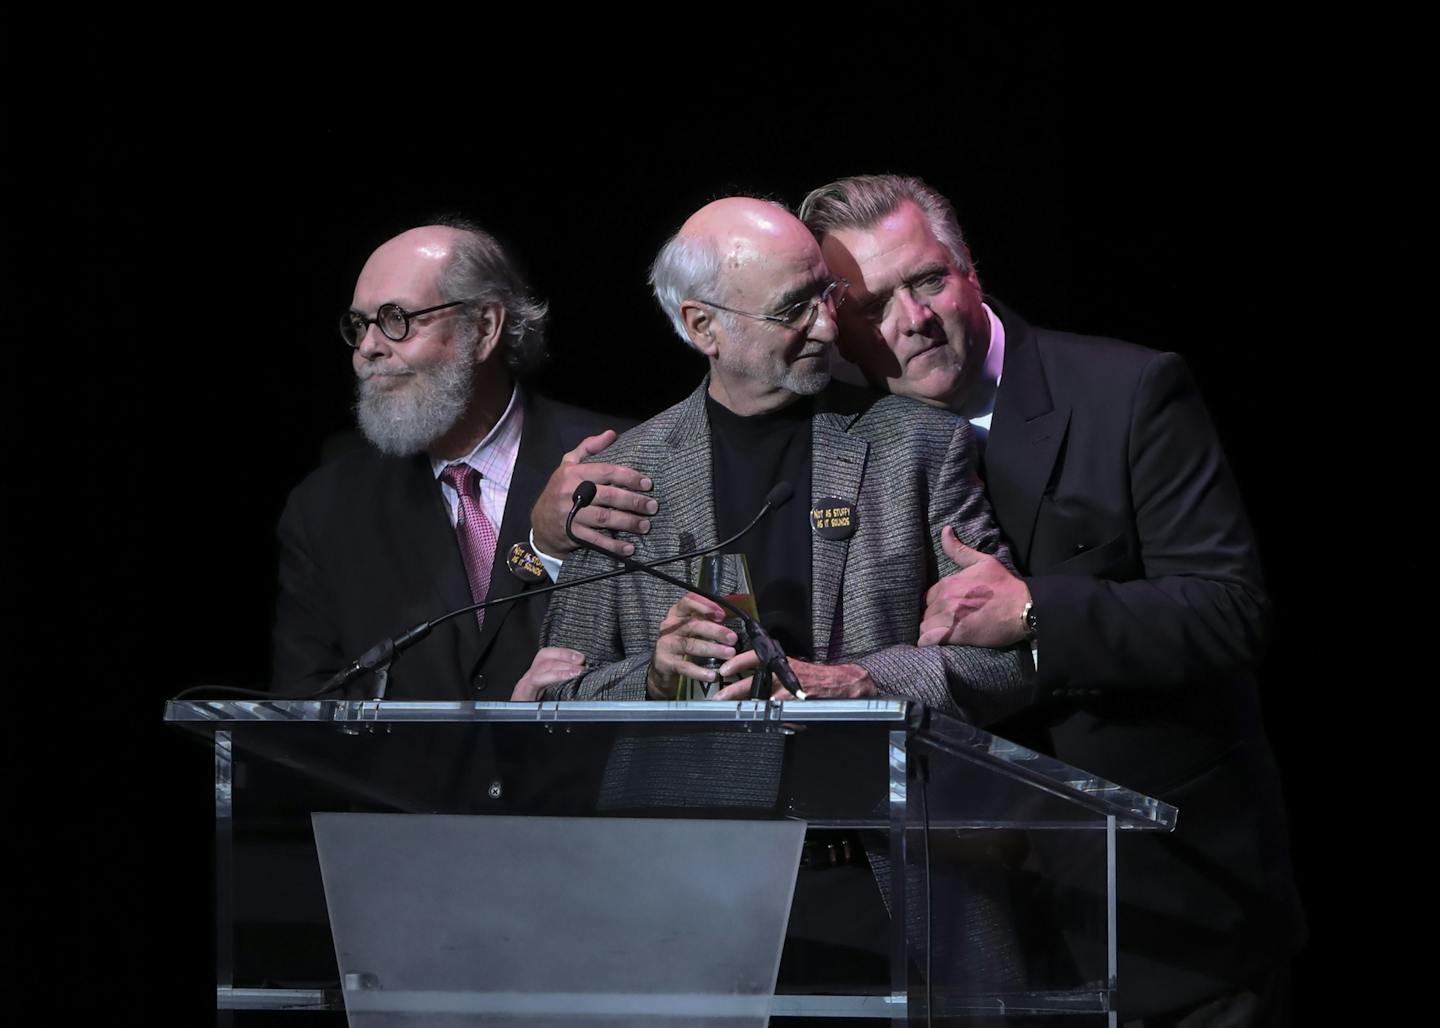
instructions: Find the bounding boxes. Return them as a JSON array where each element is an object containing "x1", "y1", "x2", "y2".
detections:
[{"x1": 705, "y1": 392, "x2": 813, "y2": 660}]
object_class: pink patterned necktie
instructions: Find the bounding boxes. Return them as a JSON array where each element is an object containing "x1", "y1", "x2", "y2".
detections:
[{"x1": 440, "y1": 463, "x2": 498, "y2": 630}]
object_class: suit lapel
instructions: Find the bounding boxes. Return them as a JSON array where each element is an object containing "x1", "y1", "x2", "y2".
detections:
[
  {"x1": 809, "y1": 408, "x2": 869, "y2": 662},
  {"x1": 660, "y1": 384, "x2": 719, "y2": 565},
  {"x1": 386, "y1": 455, "x2": 476, "y2": 684},
  {"x1": 985, "y1": 301, "x2": 1069, "y2": 571}
]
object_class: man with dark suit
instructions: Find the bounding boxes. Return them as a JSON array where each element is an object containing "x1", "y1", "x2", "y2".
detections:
[
  {"x1": 534, "y1": 197, "x2": 1031, "y2": 718},
  {"x1": 800, "y1": 174, "x2": 1304, "y2": 1024},
  {"x1": 272, "y1": 220, "x2": 629, "y2": 700}
]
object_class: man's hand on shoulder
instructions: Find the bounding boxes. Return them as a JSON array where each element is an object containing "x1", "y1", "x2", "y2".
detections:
[
  {"x1": 918, "y1": 525, "x2": 1032, "y2": 648},
  {"x1": 531, "y1": 429, "x2": 657, "y2": 558}
]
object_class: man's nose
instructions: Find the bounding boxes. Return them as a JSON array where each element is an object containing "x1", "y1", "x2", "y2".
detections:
[
  {"x1": 896, "y1": 289, "x2": 934, "y2": 333},
  {"x1": 355, "y1": 322, "x2": 392, "y2": 361},
  {"x1": 808, "y1": 298, "x2": 839, "y2": 342}
]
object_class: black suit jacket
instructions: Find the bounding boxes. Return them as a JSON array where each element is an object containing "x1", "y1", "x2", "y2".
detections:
[
  {"x1": 985, "y1": 301, "x2": 1304, "y2": 1015},
  {"x1": 272, "y1": 391, "x2": 624, "y2": 699}
]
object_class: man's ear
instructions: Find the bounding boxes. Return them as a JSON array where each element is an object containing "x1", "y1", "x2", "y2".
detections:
[
  {"x1": 472, "y1": 303, "x2": 506, "y2": 362},
  {"x1": 680, "y1": 300, "x2": 719, "y2": 357}
]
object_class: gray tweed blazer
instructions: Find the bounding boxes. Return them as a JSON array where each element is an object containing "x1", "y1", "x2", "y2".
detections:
[{"x1": 540, "y1": 380, "x2": 1034, "y2": 722}]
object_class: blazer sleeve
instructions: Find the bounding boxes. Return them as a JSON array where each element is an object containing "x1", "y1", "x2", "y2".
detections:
[
  {"x1": 850, "y1": 419, "x2": 1037, "y2": 724},
  {"x1": 271, "y1": 487, "x2": 345, "y2": 696},
  {"x1": 1024, "y1": 352, "x2": 1269, "y2": 692},
  {"x1": 538, "y1": 540, "x2": 652, "y2": 701}
]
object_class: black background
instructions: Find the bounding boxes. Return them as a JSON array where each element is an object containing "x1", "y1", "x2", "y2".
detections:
[{"x1": 20, "y1": 18, "x2": 1342, "y2": 1020}]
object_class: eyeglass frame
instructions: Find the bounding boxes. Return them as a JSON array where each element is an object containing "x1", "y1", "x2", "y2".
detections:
[
  {"x1": 694, "y1": 277, "x2": 849, "y2": 331},
  {"x1": 339, "y1": 300, "x2": 467, "y2": 349}
]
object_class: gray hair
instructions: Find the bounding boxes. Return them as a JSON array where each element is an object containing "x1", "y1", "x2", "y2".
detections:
[
  {"x1": 434, "y1": 217, "x2": 549, "y2": 377},
  {"x1": 649, "y1": 198, "x2": 792, "y2": 349},
  {"x1": 649, "y1": 228, "x2": 731, "y2": 349},
  {"x1": 798, "y1": 174, "x2": 974, "y2": 273}
]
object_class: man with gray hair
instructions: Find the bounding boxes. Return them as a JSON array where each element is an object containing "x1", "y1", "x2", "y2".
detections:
[
  {"x1": 534, "y1": 197, "x2": 1031, "y2": 718},
  {"x1": 801, "y1": 174, "x2": 1304, "y2": 1024},
  {"x1": 273, "y1": 220, "x2": 625, "y2": 700}
]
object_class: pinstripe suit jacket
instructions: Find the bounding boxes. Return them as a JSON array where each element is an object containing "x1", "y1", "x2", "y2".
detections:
[{"x1": 540, "y1": 380, "x2": 1034, "y2": 721}]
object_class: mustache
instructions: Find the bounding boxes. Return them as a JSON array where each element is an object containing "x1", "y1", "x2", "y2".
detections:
[{"x1": 357, "y1": 364, "x2": 417, "y2": 381}]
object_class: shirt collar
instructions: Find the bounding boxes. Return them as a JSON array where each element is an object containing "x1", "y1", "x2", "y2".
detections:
[{"x1": 429, "y1": 383, "x2": 524, "y2": 491}]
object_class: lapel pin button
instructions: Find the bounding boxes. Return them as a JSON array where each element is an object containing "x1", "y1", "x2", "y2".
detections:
[
  {"x1": 506, "y1": 542, "x2": 548, "y2": 582},
  {"x1": 810, "y1": 496, "x2": 858, "y2": 541}
]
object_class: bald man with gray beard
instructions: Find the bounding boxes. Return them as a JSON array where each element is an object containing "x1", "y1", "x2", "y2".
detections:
[{"x1": 272, "y1": 220, "x2": 631, "y2": 701}]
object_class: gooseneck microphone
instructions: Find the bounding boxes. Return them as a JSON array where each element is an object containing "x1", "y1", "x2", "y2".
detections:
[
  {"x1": 565, "y1": 481, "x2": 802, "y2": 701},
  {"x1": 307, "y1": 482, "x2": 797, "y2": 700}
]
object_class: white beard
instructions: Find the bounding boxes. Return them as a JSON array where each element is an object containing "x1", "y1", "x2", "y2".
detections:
[
  {"x1": 716, "y1": 330, "x2": 832, "y2": 399},
  {"x1": 354, "y1": 346, "x2": 476, "y2": 457}
]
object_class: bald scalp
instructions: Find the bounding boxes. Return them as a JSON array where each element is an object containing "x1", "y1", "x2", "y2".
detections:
[
  {"x1": 356, "y1": 220, "x2": 549, "y2": 379},
  {"x1": 362, "y1": 225, "x2": 466, "y2": 277},
  {"x1": 678, "y1": 197, "x2": 813, "y2": 274}
]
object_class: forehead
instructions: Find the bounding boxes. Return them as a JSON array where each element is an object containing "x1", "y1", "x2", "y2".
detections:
[
  {"x1": 721, "y1": 231, "x2": 830, "y2": 306},
  {"x1": 352, "y1": 239, "x2": 449, "y2": 308},
  {"x1": 821, "y1": 202, "x2": 953, "y2": 297}
]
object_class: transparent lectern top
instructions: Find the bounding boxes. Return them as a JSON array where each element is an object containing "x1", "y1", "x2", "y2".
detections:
[{"x1": 165, "y1": 699, "x2": 1175, "y2": 831}]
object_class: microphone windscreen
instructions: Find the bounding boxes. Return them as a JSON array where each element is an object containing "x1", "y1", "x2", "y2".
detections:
[
  {"x1": 765, "y1": 481, "x2": 795, "y2": 509},
  {"x1": 572, "y1": 480, "x2": 599, "y2": 508}
]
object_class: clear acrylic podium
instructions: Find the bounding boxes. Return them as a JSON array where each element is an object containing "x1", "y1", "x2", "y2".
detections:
[{"x1": 165, "y1": 699, "x2": 1175, "y2": 1025}]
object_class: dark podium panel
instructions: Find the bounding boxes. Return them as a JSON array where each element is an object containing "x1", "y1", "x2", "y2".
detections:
[{"x1": 166, "y1": 699, "x2": 1174, "y2": 1025}]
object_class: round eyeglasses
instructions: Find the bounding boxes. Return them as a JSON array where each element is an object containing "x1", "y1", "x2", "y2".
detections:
[
  {"x1": 697, "y1": 278, "x2": 849, "y2": 332},
  {"x1": 339, "y1": 300, "x2": 466, "y2": 348}
]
